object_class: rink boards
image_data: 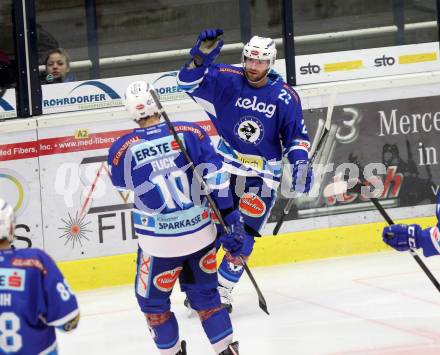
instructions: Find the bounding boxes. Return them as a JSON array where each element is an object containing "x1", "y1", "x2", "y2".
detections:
[
  {"x1": 58, "y1": 215, "x2": 437, "y2": 290},
  {"x1": 1, "y1": 51, "x2": 440, "y2": 290}
]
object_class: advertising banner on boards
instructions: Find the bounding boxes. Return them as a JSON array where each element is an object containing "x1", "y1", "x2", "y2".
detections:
[
  {"x1": 268, "y1": 95, "x2": 440, "y2": 225},
  {"x1": 41, "y1": 71, "x2": 188, "y2": 115},
  {"x1": 295, "y1": 42, "x2": 440, "y2": 85},
  {"x1": 0, "y1": 121, "x2": 43, "y2": 249}
]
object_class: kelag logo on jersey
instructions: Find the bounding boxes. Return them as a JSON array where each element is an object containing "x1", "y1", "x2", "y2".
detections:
[
  {"x1": 0, "y1": 268, "x2": 25, "y2": 291},
  {"x1": 235, "y1": 96, "x2": 276, "y2": 118},
  {"x1": 234, "y1": 116, "x2": 264, "y2": 145},
  {"x1": 43, "y1": 80, "x2": 122, "y2": 110},
  {"x1": 153, "y1": 72, "x2": 187, "y2": 102}
]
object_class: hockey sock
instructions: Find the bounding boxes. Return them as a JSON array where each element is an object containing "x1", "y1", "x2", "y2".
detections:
[
  {"x1": 217, "y1": 255, "x2": 245, "y2": 289},
  {"x1": 146, "y1": 312, "x2": 180, "y2": 355},
  {"x1": 200, "y1": 307, "x2": 233, "y2": 354}
]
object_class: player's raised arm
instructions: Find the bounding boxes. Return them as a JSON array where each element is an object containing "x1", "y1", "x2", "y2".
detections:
[{"x1": 177, "y1": 28, "x2": 223, "y2": 93}]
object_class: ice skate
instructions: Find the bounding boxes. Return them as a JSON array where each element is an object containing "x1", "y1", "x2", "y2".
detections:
[
  {"x1": 219, "y1": 341, "x2": 239, "y2": 355},
  {"x1": 218, "y1": 284, "x2": 233, "y2": 313},
  {"x1": 176, "y1": 340, "x2": 187, "y2": 355}
]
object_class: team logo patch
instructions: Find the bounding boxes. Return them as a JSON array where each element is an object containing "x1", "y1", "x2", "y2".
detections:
[
  {"x1": 235, "y1": 116, "x2": 264, "y2": 145},
  {"x1": 227, "y1": 262, "x2": 243, "y2": 274},
  {"x1": 239, "y1": 193, "x2": 266, "y2": 217},
  {"x1": 199, "y1": 248, "x2": 217, "y2": 274},
  {"x1": 153, "y1": 267, "x2": 182, "y2": 292}
]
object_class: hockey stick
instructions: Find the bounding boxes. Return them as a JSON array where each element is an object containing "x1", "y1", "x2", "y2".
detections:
[
  {"x1": 150, "y1": 89, "x2": 270, "y2": 315},
  {"x1": 273, "y1": 91, "x2": 336, "y2": 235},
  {"x1": 348, "y1": 163, "x2": 440, "y2": 293}
]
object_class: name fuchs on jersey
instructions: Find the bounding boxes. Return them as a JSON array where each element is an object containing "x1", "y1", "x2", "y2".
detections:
[{"x1": 235, "y1": 96, "x2": 276, "y2": 118}]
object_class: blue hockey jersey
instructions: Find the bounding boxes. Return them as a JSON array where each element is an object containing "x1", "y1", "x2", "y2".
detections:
[
  {"x1": 108, "y1": 121, "x2": 232, "y2": 257},
  {"x1": 177, "y1": 63, "x2": 310, "y2": 188},
  {"x1": 0, "y1": 248, "x2": 79, "y2": 355},
  {"x1": 423, "y1": 191, "x2": 440, "y2": 256}
]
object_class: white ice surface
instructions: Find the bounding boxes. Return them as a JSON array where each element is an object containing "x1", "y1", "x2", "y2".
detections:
[{"x1": 57, "y1": 251, "x2": 440, "y2": 355}]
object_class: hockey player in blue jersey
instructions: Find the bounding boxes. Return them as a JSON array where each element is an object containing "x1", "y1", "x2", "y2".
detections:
[
  {"x1": 0, "y1": 198, "x2": 80, "y2": 355},
  {"x1": 107, "y1": 81, "x2": 250, "y2": 355},
  {"x1": 177, "y1": 29, "x2": 313, "y2": 310},
  {"x1": 383, "y1": 191, "x2": 440, "y2": 256}
]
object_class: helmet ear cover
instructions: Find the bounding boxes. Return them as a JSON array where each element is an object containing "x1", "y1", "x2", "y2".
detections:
[
  {"x1": 0, "y1": 199, "x2": 15, "y2": 243},
  {"x1": 124, "y1": 81, "x2": 159, "y2": 122}
]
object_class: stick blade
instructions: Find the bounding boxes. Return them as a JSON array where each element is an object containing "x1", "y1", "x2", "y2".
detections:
[{"x1": 259, "y1": 299, "x2": 270, "y2": 315}]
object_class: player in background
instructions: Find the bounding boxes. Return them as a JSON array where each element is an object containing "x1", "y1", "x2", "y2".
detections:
[
  {"x1": 107, "y1": 81, "x2": 251, "y2": 355},
  {"x1": 383, "y1": 191, "x2": 440, "y2": 256},
  {"x1": 0, "y1": 198, "x2": 80, "y2": 355},
  {"x1": 177, "y1": 29, "x2": 313, "y2": 310}
]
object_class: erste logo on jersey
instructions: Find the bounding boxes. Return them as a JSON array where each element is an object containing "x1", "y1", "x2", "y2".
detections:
[
  {"x1": 199, "y1": 248, "x2": 217, "y2": 274},
  {"x1": 0, "y1": 268, "x2": 25, "y2": 291},
  {"x1": 235, "y1": 116, "x2": 264, "y2": 145},
  {"x1": 153, "y1": 267, "x2": 182, "y2": 292},
  {"x1": 235, "y1": 96, "x2": 276, "y2": 118},
  {"x1": 131, "y1": 134, "x2": 183, "y2": 165}
]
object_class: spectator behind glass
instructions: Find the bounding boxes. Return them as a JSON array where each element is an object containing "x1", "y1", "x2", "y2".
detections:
[{"x1": 42, "y1": 48, "x2": 76, "y2": 84}]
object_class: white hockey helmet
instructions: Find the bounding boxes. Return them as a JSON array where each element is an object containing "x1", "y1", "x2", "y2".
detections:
[
  {"x1": 124, "y1": 81, "x2": 159, "y2": 122},
  {"x1": 0, "y1": 199, "x2": 15, "y2": 243},
  {"x1": 242, "y1": 36, "x2": 277, "y2": 69}
]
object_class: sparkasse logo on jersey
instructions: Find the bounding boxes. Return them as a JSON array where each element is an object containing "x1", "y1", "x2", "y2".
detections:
[{"x1": 0, "y1": 268, "x2": 26, "y2": 291}]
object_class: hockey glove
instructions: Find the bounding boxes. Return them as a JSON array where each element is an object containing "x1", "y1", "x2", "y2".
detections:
[
  {"x1": 291, "y1": 162, "x2": 313, "y2": 194},
  {"x1": 382, "y1": 224, "x2": 421, "y2": 252},
  {"x1": 383, "y1": 224, "x2": 440, "y2": 257},
  {"x1": 219, "y1": 210, "x2": 254, "y2": 257},
  {"x1": 190, "y1": 28, "x2": 224, "y2": 68}
]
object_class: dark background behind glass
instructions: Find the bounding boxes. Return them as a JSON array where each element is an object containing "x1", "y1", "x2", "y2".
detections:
[
  {"x1": 1, "y1": 0, "x2": 17, "y2": 89},
  {"x1": 14, "y1": 0, "x2": 440, "y2": 82}
]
